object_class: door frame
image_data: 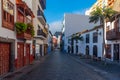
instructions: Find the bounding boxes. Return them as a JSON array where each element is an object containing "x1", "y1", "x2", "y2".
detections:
[
  {"x1": 93, "y1": 45, "x2": 98, "y2": 57},
  {"x1": 26, "y1": 43, "x2": 30, "y2": 65},
  {"x1": 0, "y1": 37, "x2": 15, "y2": 72},
  {"x1": 113, "y1": 44, "x2": 119, "y2": 61},
  {"x1": 86, "y1": 45, "x2": 89, "y2": 55},
  {"x1": 17, "y1": 42, "x2": 24, "y2": 68}
]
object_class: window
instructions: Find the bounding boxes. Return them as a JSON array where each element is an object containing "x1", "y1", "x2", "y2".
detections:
[
  {"x1": 114, "y1": 19, "x2": 119, "y2": 32},
  {"x1": 93, "y1": 32, "x2": 98, "y2": 43},
  {"x1": 3, "y1": 0, "x2": 14, "y2": 15},
  {"x1": 3, "y1": 11, "x2": 7, "y2": 20},
  {"x1": 10, "y1": 15, "x2": 13, "y2": 23},
  {"x1": 86, "y1": 34, "x2": 89, "y2": 43}
]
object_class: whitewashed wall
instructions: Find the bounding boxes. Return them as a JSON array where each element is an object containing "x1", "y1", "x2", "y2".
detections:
[
  {"x1": 0, "y1": 0, "x2": 16, "y2": 39},
  {"x1": 63, "y1": 13, "x2": 100, "y2": 53}
]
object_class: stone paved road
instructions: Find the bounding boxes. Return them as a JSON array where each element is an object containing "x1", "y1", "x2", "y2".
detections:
[{"x1": 23, "y1": 50, "x2": 108, "y2": 80}]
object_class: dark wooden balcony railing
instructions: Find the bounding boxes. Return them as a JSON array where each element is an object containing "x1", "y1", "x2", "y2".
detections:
[
  {"x1": 37, "y1": 30, "x2": 47, "y2": 38},
  {"x1": 2, "y1": 11, "x2": 14, "y2": 30},
  {"x1": 37, "y1": 10, "x2": 46, "y2": 22},
  {"x1": 106, "y1": 19, "x2": 120, "y2": 40},
  {"x1": 17, "y1": 10, "x2": 32, "y2": 24},
  {"x1": 17, "y1": 32, "x2": 32, "y2": 40},
  {"x1": 106, "y1": 27, "x2": 120, "y2": 40}
]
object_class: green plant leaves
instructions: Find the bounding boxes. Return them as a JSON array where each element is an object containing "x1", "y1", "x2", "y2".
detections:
[
  {"x1": 15, "y1": 22, "x2": 35, "y2": 37},
  {"x1": 27, "y1": 23, "x2": 35, "y2": 37},
  {"x1": 15, "y1": 22, "x2": 27, "y2": 33}
]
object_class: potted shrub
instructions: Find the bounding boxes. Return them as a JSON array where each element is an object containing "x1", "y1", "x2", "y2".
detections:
[
  {"x1": 15, "y1": 22, "x2": 27, "y2": 34},
  {"x1": 27, "y1": 23, "x2": 35, "y2": 37}
]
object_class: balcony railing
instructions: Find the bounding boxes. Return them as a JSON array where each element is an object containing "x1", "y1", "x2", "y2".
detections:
[
  {"x1": 37, "y1": 10, "x2": 46, "y2": 23},
  {"x1": 37, "y1": 30, "x2": 47, "y2": 38},
  {"x1": 2, "y1": 11, "x2": 14, "y2": 30},
  {"x1": 106, "y1": 18, "x2": 120, "y2": 40},
  {"x1": 39, "y1": 0, "x2": 46, "y2": 10},
  {"x1": 17, "y1": 10, "x2": 32, "y2": 24},
  {"x1": 17, "y1": 32, "x2": 32, "y2": 40},
  {"x1": 106, "y1": 27, "x2": 120, "y2": 40},
  {"x1": 26, "y1": 17, "x2": 32, "y2": 24}
]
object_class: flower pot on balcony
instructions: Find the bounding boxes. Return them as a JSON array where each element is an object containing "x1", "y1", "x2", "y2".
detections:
[{"x1": 15, "y1": 22, "x2": 35, "y2": 40}]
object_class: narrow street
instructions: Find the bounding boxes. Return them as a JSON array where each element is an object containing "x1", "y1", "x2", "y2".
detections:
[{"x1": 22, "y1": 50, "x2": 108, "y2": 80}]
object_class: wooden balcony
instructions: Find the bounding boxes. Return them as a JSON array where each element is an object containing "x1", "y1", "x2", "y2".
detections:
[
  {"x1": 106, "y1": 18, "x2": 120, "y2": 40},
  {"x1": 2, "y1": 19, "x2": 14, "y2": 30},
  {"x1": 17, "y1": 32, "x2": 32, "y2": 40},
  {"x1": 16, "y1": 0, "x2": 34, "y2": 23},
  {"x1": 106, "y1": 28, "x2": 120, "y2": 40}
]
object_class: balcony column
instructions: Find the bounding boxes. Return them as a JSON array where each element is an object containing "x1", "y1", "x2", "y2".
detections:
[
  {"x1": 111, "y1": 44, "x2": 114, "y2": 61},
  {"x1": 31, "y1": 17, "x2": 33, "y2": 24},
  {"x1": 23, "y1": 7, "x2": 26, "y2": 23}
]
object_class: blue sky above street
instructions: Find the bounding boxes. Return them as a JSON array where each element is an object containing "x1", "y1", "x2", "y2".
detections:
[{"x1": 44, "y1": 0, "x2": 96, "y2": 34}]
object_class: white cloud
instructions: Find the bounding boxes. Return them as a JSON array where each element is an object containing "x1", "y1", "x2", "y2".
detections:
[{"x1": 49, "y1": 21, "x2": 62, "y2": 35}]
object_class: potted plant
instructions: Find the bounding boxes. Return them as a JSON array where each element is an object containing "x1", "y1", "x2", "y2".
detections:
[
  {"x1": 27, "y1": 23, "x2": 35, "y2": 37},
  {"x1": 15, "y1": 22, "x2": 27, "y2": 34}
]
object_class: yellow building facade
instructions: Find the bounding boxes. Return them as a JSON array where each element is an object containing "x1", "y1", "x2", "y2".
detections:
[{"x1": 86, "y1": 0, "x2": 116, "y2": 15}]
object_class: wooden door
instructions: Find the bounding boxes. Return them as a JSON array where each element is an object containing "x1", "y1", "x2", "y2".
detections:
[
  {"x1": 0, "y1": 43, "x2": 10, "y2": 75},
  {"x1": 26, "y1": 44, "x2": 30, "y2": 65},
  {"x1": 114, "y1": 44, "x2": 119, "y2": 61},
  {"x1": 17, "y1": 43, "x2": 24, "y2": 69}
]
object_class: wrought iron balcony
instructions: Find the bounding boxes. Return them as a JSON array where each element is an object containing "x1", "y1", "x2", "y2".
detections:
[
  {"x1": 39, "y1": 0, "x2": 46, "y2": 10},
  {"x1": 37, "y1": 10, "x2": 46, "y2": 24},
  {"x1": 37, "y1": 30, "x2": 47, "y2": 39}
]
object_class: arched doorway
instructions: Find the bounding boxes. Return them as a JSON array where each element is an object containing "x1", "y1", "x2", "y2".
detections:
[
  {"x1": 68, "y1": 46, "x2": 70, "y2": 53},
  {"x1": 76, "y1": 45, "x2": 78, "y2": 53},
  {"x1": 113, "y1": 44, "x2": 119, "y2": 61},
  {"x1": 93, "y1": 45, "x2": 97, "y2": 57},
  {"x1": 86, "y1": 45, "x2": 89, "y2": 55}
]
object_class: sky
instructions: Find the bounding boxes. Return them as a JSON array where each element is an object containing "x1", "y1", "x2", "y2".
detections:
[{"x1": 44, "y1": 0, "x2": 96, "y2": 34}]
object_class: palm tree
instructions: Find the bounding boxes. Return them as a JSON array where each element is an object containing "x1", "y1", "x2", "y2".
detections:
[
  {"x1": 89, "y1": 7, "x2": 116, "y2": 60},
  {"x1": 71, "y1": 33, "x2": 83, "y2": 41},
  {"x1": 69, "y1": 33, "x2": 83, "y2": 53}
]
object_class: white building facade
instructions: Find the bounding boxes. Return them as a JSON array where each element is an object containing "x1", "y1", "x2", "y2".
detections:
[
  {"x1": 63, "y1": 13, "x2": 120, "y2": 62},
  {"x1": 72, "y1": 26, "x2": 103, "y2": 59},
  {"x1": 63, "y1": 14, "x2": 99, "y2": 53}
]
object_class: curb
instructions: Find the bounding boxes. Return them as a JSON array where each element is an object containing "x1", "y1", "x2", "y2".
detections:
[{"x1": 1, "y1": 61, "x2": 40, "y2": 80}]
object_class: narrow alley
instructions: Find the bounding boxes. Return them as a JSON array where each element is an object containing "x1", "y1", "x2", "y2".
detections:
[{"x1": 22, "y1": 50, "x2": 108, "y2": 80}]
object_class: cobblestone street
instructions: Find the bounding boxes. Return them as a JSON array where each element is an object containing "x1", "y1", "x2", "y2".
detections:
[{"x1": 20, "y1": 50, "x2": 112, "y2": 80}]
